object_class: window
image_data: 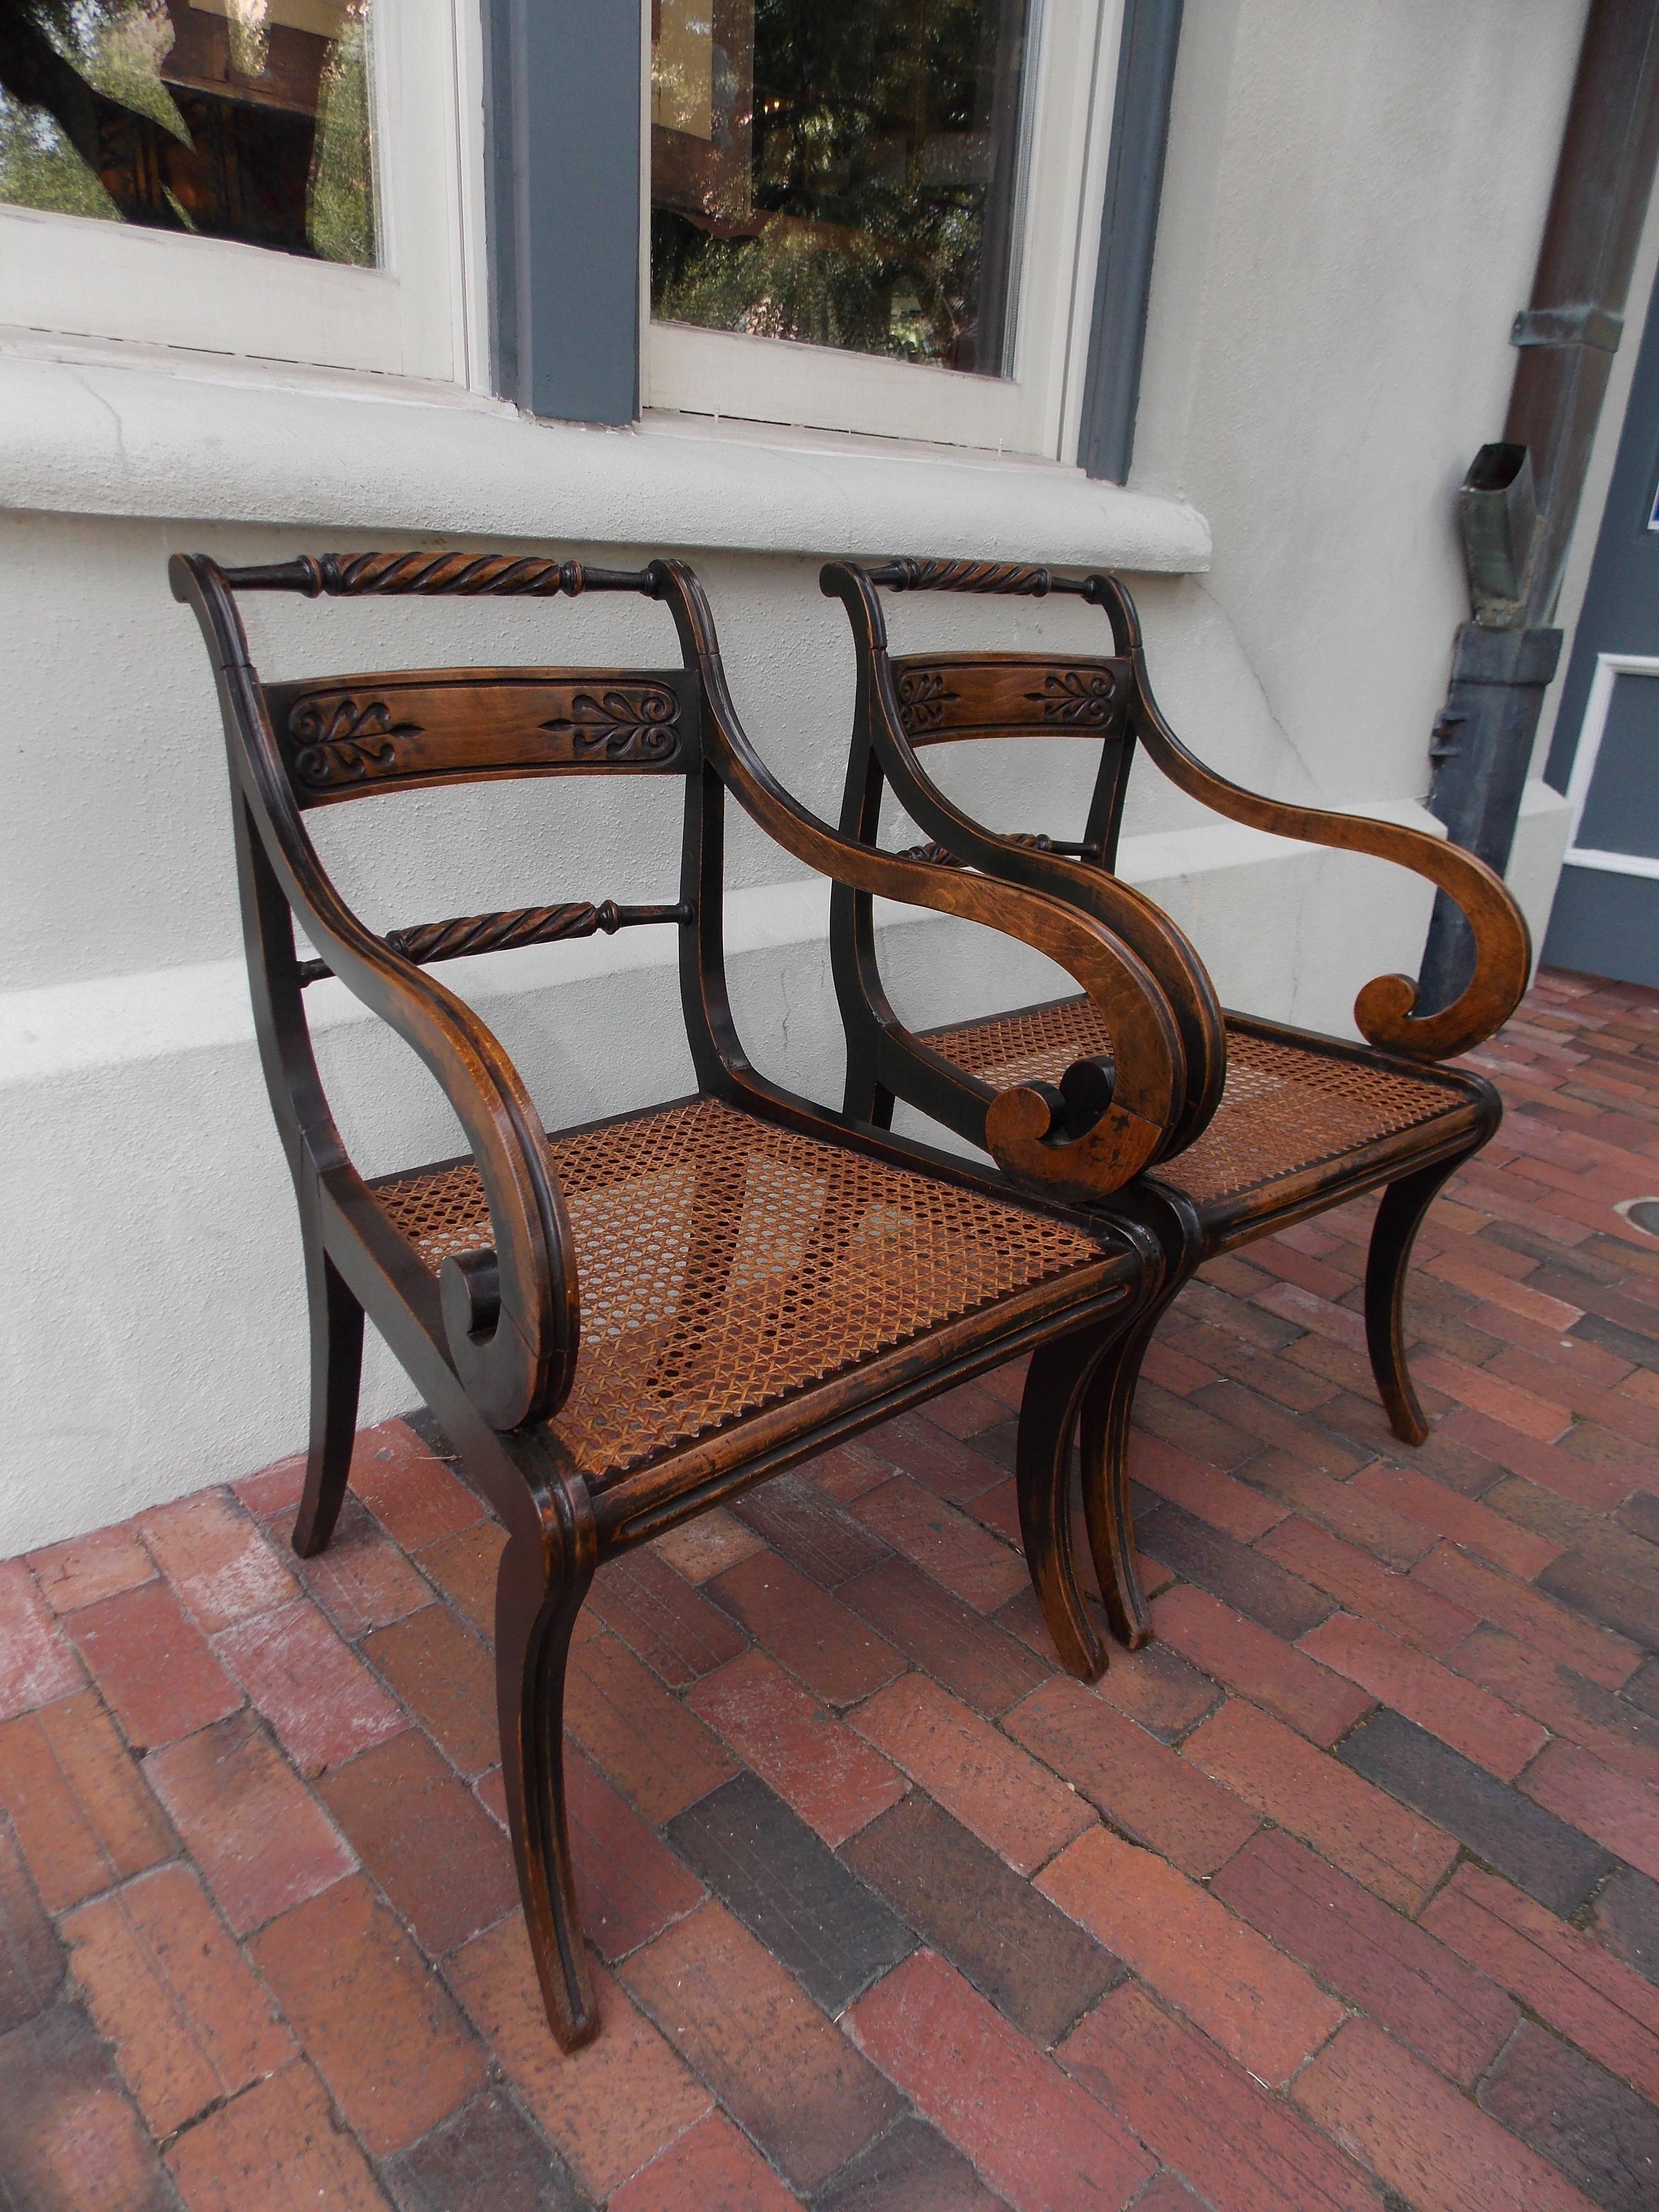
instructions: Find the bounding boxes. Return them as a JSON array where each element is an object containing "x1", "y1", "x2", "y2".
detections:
[
  {"x1": 0, "y1": 0, "x2": 1166, "y2": 473},
  {"x1": 650, "y1": 0, "x2": 1030, "y2": 377},
  {"x1": 644, "y1": 0, "x2": 1123, "y2": 456},
  {"x1": 0, "y1": 0, "x2": 477, "y2": 381},
  {"x1": 0, "y1": 0, "x2": 376, "y2": 262}
]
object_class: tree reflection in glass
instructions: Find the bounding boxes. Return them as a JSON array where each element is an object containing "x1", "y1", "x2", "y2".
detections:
[
  {"x1": 0, "y1": 0, "x2": 375, "y2": 263},
  {"x1": 651, "y1": 0, "x2": 1031, "y2": 377}
]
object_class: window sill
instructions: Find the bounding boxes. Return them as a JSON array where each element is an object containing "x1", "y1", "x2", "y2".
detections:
[{"x1": 0, "y1": 333, "x2": 1212, "y2": 572}]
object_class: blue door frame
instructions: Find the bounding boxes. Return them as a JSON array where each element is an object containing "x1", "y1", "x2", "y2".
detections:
[{"x1": 1544, "y1": 262, "x2": 1659, "y2": 985}]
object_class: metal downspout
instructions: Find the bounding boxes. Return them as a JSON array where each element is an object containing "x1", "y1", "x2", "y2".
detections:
[{"x1": 1417, "y1": 0, "x2": 1659, "y2": 1012}]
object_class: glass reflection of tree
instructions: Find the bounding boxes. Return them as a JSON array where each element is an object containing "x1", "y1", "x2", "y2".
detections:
[
  {"x1": 652, "y1": 0, "x2": 1026, "y2": 376},
  {"x1": 0, "y1": 0, "x2": 374, "y2": 263}
]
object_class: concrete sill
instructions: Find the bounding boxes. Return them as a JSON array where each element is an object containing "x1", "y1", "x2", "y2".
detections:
[{"x1": 0, "y1": 329, "x2": 1212, "y2": 571}]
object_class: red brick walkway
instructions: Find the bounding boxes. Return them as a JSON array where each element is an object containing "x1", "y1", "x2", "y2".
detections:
[{"x1": 3, "y1": 967, "x2": 1658, "y2": 2211}]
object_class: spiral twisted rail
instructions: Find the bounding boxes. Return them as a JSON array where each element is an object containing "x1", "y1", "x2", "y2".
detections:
[
  {"x1": 295, "y1": 899, "x2": 691, "y2": 986},
  {"x1": 866, "y1": 558, "x2": 1091, "y2": 598},
  {"x1": 219, "y1": 552, "x2": 660, "y2": 598}
]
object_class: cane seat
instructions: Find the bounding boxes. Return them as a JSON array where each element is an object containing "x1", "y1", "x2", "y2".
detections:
[
  {"x1": 373, "y1": 1096, "x2": 1114, "y2": 1480},
  {"x1": 925, "y1": 995, "x2": 1468, "y2": 1208}
]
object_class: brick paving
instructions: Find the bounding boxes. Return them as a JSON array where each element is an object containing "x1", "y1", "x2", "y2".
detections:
[{"x1": 2, "y1": 966, "x2": 1658, "y2": 2210}]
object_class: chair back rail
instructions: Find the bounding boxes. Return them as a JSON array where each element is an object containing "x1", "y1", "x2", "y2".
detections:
[
  {"x1": 295, "y1": 901, "x2": 692, "y2": 986},
  {"x1": 265, "y1": 669, "x2": 699, "y2": 805},
  {"x1": 864, "y1": 559, "x2": 1092, "y2": 598},
  {"x1": 217, "y1": 552, "x2": 660, "y2": 598}
]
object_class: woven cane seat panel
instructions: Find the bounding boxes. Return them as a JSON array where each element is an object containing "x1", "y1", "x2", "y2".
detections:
[
  {"x1": 927, "y1": 996, "x2": 1460, "y2": 1204},
  {"x1": 374, "y1": 1098, "x2": 1107, "y2": 1479},
  {"x1": 930, "y1": 996, "x2": 1116, "y2": 1091}
]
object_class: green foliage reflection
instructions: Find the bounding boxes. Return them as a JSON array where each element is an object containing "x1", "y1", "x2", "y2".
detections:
[
  {"x1": 0, "y1": 0, "x2": 375, "y2": 264},
  {"x1": 651, "y1": 0, "x2": 1028, "y2": 376}
]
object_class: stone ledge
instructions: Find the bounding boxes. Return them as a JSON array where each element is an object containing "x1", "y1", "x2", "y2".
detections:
[{"x1": 0, "y1": 332, "x2": 1213, "y2": 571}]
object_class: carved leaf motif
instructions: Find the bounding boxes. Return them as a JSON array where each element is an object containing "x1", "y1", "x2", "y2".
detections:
[
  {"x1": 1024, "y1": 670, "x2": 1118, "y2": 726},
  {"x1": 541, "y1": 687, "x2": 680, "y2": 761},
  {"x1": 895, "y1": 668, "x2": 960, "y2": 733},
  {"x1": 290, "y1": 697, "x2": 423, "y2": 787},
  {"x1": 895, "y1": 840, "x2": 968, "y2": 868}
]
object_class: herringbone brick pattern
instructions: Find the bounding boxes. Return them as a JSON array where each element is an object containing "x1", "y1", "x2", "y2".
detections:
[{"x1": 2, "y1": 968, "x2": 1657, "y2": 2210}]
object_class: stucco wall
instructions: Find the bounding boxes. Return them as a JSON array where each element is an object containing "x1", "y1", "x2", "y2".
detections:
[
  {"x1": 0, "y1": 0, "x2": 1599, "y2": 1552},
  {"x1": 1139, "y1": 0, "x2": 1587, "y2": 808}
]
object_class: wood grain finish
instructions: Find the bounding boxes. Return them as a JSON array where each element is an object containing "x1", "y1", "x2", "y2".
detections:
[
  {"x1": 170, "y1": 542, "x2": 1168, "y2": 2060},
  {"x1": 296, "y1": 902, "x2": 692, "y2": 987},
  {"x1": 865, "y1": 558, "x2": 1091, "y2": 598},
  {"x1": 265, "y1": 669, "x2": 696, "y2": 804},
  {"x1": 892, "y1": 655, "x2": 1131, "y2": 745},
  {"x1": 220, "y1": 552, "x2": 659, "y2": 599},
  {"x1": 1084, "y1": 572, "x2": 1531, "y2": 1064}
]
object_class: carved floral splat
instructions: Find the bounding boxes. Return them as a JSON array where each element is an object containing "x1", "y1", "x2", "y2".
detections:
[
  {"x1": 289, "y1": 697, "x2": 424, "y2": 787},
  {"x1": 1024, "y1": 670, "x2": 1118, "y2": 726},
  {"x1": 541, "y1": 686, "x2": 681, "y2": 761},
  {"x1": 895, "y1": 668, "x2": 959, "y2": 733}
]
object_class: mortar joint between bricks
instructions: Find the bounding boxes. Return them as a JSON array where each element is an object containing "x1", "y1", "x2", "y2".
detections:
[
  {"x1": 153, "y1": 2088, "x2": 236, "y2": 2157},
  {"x1": 1322, "y1": 1702, "x2": 1386, "y2": 1755},
  {"x1": 1567, "y1": 1868, "x2": 1618, "y2": 1930}
]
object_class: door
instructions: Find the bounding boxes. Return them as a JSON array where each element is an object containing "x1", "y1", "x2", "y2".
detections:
[{"x1": 1543, "y1": 262, "x2": 1659, "y2": 985}]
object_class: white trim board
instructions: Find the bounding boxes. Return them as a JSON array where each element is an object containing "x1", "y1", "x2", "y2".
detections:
[
  {"x1": 1, "y1": 804, "x2": 1436, "y2": 1090},
  {"x1": 1559, "y1": 651, "x2": 1659, "y2": 884}
]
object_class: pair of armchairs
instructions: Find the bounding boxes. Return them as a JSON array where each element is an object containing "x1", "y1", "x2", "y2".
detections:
[{"x1": 173, "y1": 546, "x2": 1524, "y2": 2049}]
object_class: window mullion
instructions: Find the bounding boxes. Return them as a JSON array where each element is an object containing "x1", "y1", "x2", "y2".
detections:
[{"x1": 484, "y1": 0, "x2": 642, "y2": 424}]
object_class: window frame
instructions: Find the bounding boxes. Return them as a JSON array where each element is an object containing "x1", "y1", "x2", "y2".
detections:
[
  {"x1": 0, "y1": 0, "x2": 478, "y2": 385},
  {"x1": 640, "y1": 0, "x2": 1126, "y2": 460}
]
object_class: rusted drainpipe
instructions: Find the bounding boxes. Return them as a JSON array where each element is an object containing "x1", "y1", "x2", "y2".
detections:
[{"x1": 1418, "y1": 0, "x2": 1659, "y2": 1012}]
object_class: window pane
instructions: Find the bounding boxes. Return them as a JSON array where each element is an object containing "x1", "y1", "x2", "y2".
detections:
[
  {"x1": 0, "y1": 0, "x2": 376, "y2": 264},
  {"x1": 650, "y1": 0, "x2": 1031, "y2": 377}
]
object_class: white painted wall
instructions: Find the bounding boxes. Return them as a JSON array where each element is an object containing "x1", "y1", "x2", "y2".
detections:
[
  {"x1": 0, "y1": 1, "x2": 1598, "y2": 1552},
  {"x1": 1139, "y1": 0, "x2": 1587, "y2": 807}
]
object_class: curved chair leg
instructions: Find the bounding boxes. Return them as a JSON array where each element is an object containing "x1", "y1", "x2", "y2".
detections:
[
  {"x1": 1077, "y1": 1284, "x2": 1186, "y2": 1652},
  {"x1": 495, "y1": 1469, "x2": 600, "y2": 2050},
  {"x1": 1365, "y1": 1148, "x2": 1476, "y2": 1446},
  {"x1": 292, "y1": 1238, "x2": 364, "y2": 1559},
  {"x1": 1017, "y1": 1328, "x2": 1119, "y2": 1682}
]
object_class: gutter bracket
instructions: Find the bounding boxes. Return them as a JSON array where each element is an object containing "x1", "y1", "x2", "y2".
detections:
[{"x1": 1511, "y1": 304, "x2": 1624, "y2": 353}]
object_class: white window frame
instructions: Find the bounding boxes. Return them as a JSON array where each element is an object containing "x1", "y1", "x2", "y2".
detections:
[
  {"x1": 0, "y1": 0, "x2": 482, "y2": 386},
  {"x1": 641, "y1": 0, "x2": 1124, "y2": 459}
]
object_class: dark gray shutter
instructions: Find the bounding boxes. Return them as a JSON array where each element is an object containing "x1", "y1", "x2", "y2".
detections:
[
  {"x1": 1077, "y1": 0, "x2": 1183, "y2": 484},
  {"x1": 483, "y1": 0, "x2": 641, "y2": 425}
]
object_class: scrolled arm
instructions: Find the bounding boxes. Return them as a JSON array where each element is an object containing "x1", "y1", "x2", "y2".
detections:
[
  {"x1": 651, "y1": 560, "x2": 1188, "y2": 1201},
  {"x1": 1085, "y1": 575, "x2": 1531, "y2": 1061},
  {"x1": 821, "y1": 559, "x2": 1227, "y2": 1154},
  {"x1": 171, "y1": 554, "x2": 578, "y2": 1431},
  {"x1": 317, "y1": 925, "x2": 576, "y2": 1431}
]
